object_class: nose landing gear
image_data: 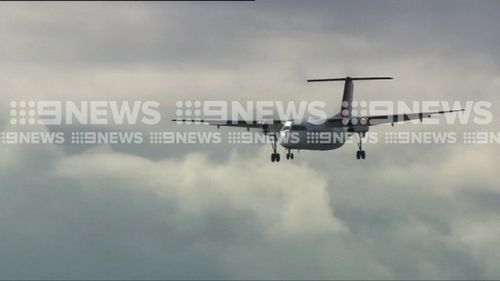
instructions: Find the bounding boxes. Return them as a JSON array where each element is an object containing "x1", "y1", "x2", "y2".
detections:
[{"x1": 286, "y1": 149, "x2": 294, "y2": 160}]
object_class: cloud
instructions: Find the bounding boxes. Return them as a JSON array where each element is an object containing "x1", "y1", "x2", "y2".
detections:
[
  {"x1": 53, "y1": 147, "x2": 347, "y2": 238},
  {"x1": 0, "y1": 137, "x2": 498, "y2": 279},
  {"x1": 0, "y1": 141, "x2": 351, "y2": 279}
]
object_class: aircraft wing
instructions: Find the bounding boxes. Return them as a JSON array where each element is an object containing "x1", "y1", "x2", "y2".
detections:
[
  {"x1": 327, "y1": 109, "x2": 464, "y2": 127},
  {"x1": 172, "y1": 119, "x2": 285, "y2": 133},
  {"x1": 366, "y1": 109, "x2": 464, "y2": 125}
]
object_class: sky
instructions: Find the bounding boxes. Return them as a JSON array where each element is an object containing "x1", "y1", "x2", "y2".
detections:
[{"x1": 1, "y1": 1, "x2": 500, "y2": 279}]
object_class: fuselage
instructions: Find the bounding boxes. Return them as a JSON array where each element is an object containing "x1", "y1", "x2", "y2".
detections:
[{"x1": 278, "y1": 120, "x2": 350, "y2": 150}]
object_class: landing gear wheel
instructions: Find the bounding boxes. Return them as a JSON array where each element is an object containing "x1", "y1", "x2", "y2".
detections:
[
  {"x1": 286, "y1": 154, "x2": 290, "y2": 160},
  {"x1": 290, "y1": 153, "x2": 294, "y2": 160},
  {"x1": 356, "y1": 150, "x2": 366, "y2": 160},
  {"x1": 271, "y1": 153, "x2": 280, "y2": 162}
]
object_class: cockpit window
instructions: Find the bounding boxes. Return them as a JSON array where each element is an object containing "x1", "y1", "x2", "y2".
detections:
[
  {"x1": 282, "y1": 126, "x2": 290, "y2": 130},
  {"x1": 290, "y1": 125, "x2": 306, "y2": 131}
]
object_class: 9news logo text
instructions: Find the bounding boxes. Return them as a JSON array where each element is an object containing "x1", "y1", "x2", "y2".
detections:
[{"x1": 9, "y1": 101, "x2": 161, "y2": 126}]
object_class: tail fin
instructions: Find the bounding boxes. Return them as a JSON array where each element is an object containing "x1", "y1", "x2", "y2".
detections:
[{"x1": 307, "y1": 76, "x2": 393, "y2": 118}]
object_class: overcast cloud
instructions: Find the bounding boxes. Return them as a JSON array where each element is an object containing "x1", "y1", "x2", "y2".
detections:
[{"x1": 0, "y1": 1, "x2": 499, "y2": 279}]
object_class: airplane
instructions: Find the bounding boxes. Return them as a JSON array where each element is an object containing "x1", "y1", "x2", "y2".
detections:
[{"x1": 173, "y1": 76, "x2": 464, "y2": 162}]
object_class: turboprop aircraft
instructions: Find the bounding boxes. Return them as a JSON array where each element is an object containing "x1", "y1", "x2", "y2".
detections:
[{"x1": 173, "y1": 77, "x2": 463, "y2": 162}]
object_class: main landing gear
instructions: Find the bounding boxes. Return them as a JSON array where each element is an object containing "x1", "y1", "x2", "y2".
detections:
[
  {"x1": 270, "y1": 134, "x2": 280, "y2": 162},
  {"x1": 355, "y1": 132, "x2": 366, "y2": 160}
]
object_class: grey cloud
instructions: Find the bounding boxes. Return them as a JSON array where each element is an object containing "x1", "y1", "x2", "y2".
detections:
[
  {"x1": 0, "y1": 141, "x2": 498, "y2": 279},
  {"x1": 2, "y1": 1, "x2": 500, "y2": 68}
]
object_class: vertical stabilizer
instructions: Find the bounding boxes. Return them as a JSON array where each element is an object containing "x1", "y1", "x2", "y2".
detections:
[{"x1": 307, "y1": 76, "x2": 393, "y2": 118}]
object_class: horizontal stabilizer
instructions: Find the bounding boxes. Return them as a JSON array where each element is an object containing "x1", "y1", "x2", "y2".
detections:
[{"x1": 307, "y1": 76, "x2": 393, "y2": 82}]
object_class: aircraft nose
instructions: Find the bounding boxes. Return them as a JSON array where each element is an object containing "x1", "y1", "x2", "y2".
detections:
[{"x1": 279, "y1": 131, "x2": 290, "y2": 147}]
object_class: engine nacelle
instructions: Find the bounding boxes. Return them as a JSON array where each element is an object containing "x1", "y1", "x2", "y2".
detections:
[{"x1": 259, "y1": 120, "x2": 282, "y2": 135}]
